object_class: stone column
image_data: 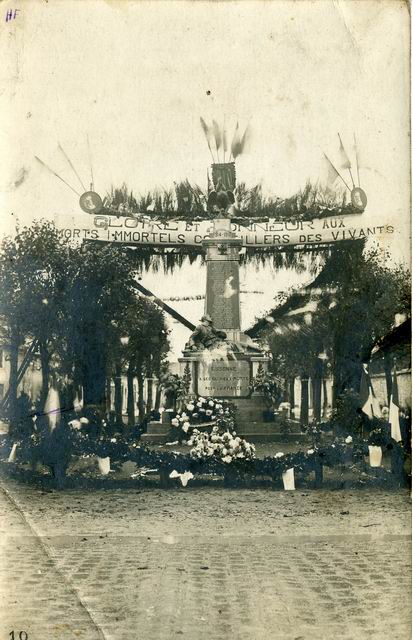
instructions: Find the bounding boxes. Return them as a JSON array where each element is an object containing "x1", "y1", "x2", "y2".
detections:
[{"x1": 203, "y1": 218, "x2": 243, "y2": 343}]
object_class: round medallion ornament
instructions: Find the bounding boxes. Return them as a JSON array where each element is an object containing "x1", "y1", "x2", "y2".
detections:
[
  {"x1": 351, "y1": 187, "x2": 367, "y2": 211},
  {"x1": 79, "y1": 191, "x2": 103, "y2": 214}
]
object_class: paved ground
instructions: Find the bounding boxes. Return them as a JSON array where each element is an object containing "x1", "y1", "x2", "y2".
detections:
[{"x1": 0, "y1": 478, "x2": 411, "y2": 640}]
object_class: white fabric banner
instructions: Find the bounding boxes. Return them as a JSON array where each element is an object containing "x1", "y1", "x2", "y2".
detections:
[{"x1": 55, "y1": 213, "x2": 394, "y2": 249}]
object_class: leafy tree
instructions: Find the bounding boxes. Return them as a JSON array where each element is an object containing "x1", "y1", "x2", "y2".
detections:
[
  {"x1": 260, "y1": 243, "x2": 410, "y2": 422},
  {"x1": 111, "y1": 296, "x2": 169, "y2": 424},
  {"x1": 56, "y1": 243, "x2": 139, "y2": 412},
  {"x1": 0, "y1": 221, "x2": 71, "y2": 420}
]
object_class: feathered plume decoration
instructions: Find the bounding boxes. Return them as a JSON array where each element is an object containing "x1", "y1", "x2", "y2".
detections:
[
  {"x1": 212, "y1": 120, "x2": 222, "y2": 161},
  {"x1": 230, "y1": 122, "x2": 242, "y2": 159},
  {"x1": 222, "y1": 120, "x2": 228, "y2": 162},
  {"x1": 230, "y1": 122, "x2": 251, "y2": 159},
  {"x1": 239, "y1": 123, "x2": 250, "y2": 156},
  {"x1": 200, "y1": 117, "x2": 216, "y2": 162}
]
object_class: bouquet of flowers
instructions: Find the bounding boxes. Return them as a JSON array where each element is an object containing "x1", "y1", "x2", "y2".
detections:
[
  {"x1": 188, "y1": 426, "x2": 255, "y2": 463},
  {"x1": 249, "y1": 367, "x2": 283, "y2": 408},
  {"x1": 169, "y1": 396, "x2": 235, "y2": 438}
]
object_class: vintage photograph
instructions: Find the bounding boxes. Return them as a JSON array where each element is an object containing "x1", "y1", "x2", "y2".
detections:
[{"x1": 0, "y1": 1, "x2": 411, "y2": 639}]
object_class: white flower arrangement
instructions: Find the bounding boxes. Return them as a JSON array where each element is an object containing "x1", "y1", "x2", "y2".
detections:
[
  {"x1": 79, "y1": 417, "x2": 89, "y2": 424},
  {"x1": 345, "y1": 435, "x2": 353, "y2": 444},
  {"x1": 274, "y1": 452, "x2": 284, "y2": 458},
  {"x1": 189, "y1": 426, "x2": 255, "y2": 463}
]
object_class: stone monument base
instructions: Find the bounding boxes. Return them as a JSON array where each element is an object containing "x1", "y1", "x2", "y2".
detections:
[
  {"x1": 179, "y1": 342, "x2": 269, "y2": 399},
  {"x1": 140, "y1": 409, "x2": 173, "y2": 444},
  {"x1": 233, "y1": 396, "x2": 306, "y2": 442}
]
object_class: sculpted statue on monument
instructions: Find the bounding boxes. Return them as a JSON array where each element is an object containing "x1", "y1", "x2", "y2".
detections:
[
  {"x1": 185, "y1": 314, "x2": 227, "y2": 351},
  {"x1": 207, "y1": 178, "x2": 236, "y2": 218}
]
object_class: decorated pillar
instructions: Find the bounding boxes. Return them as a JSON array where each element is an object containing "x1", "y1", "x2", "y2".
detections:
[{"x1": 203, "y1": 218, "x2": 243, "y2": 343}]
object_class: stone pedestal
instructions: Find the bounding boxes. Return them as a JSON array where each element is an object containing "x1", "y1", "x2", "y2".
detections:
[
  {"x1": 179, "y1": 349, "x2": 269, "y2": 399},
  {"x1": 140, "y1": 409, "x2": 173, "y2": 444}
]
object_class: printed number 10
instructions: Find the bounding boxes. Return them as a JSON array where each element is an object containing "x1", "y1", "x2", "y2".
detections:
[{"x1": 9, "y1": 632, "x2": 28, "y2": 640}]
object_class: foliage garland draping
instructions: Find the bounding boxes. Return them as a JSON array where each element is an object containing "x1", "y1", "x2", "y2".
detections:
[
  {"x1": 5, "y1": 430, "x2": 405, "y2": 485},
  {"x1": 106, "y1": 180, "x2": 357, "y2": 223},
  {"x1": 92, "y1": 180, "x2": 359, "y2": 270},
  {"x1": 5, "y1": 391, "x2": 406, "y2": 485}
]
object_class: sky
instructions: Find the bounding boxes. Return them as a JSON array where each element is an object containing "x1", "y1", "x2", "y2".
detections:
[{"x1": 0, "y1": 0, "x2": 410, "y2": 358}]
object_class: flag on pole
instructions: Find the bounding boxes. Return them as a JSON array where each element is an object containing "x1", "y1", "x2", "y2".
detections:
[
  {"x1": 359, "y1": 363, "x2": 381, "y2": 419},
  {"x1": 388, "y1": 366, "x2": 402, "y2": 442},
  {"x1": 338, "y1": 133, "x2": 352, "y2": 169},
  {"x1": 323, "y1": 154, "x2": 339, "y2": 189}
]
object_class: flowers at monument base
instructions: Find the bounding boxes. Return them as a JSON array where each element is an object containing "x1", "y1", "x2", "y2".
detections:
[
  {"x1": 188, "y1": 426, "x2": 256, "y2": 463},
  {"x1": 171, "y1": 397, "x2": 236, "y2": 438},
  {"x1": 7, "y1": 414, "x2": 405, "y2": 488}
]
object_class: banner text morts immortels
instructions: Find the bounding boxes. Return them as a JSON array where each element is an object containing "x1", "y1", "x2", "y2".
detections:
[{"x1": 56, "y1": 213, "x2": 394, "y2": 248}]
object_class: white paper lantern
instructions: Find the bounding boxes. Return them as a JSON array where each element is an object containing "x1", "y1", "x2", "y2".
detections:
[
  {"x1": 282, "y1": 467, "x2": 295, "y2": 490},
  {"x1": 97, "y1": 456, "x2": 111, "y2": 475},
  {"x1": 368, "y1": 445, "x2": 383, "y2": 468}
]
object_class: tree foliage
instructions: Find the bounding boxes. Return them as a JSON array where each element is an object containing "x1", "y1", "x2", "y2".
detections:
[
  {"x1": 259, "y1": 243, "x2": 410, "y2": 405},
  {"x1": 0, "y1": 222, "x2": 170, "y2": 420}
]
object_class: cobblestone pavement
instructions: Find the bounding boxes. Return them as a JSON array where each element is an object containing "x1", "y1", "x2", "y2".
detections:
[{"x1": 1, "y1": 480, "x2": 411, "y2": 640}]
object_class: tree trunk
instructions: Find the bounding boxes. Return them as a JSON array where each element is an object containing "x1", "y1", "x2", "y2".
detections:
[
  {"x1": 127, "y1": 366, "x2": 135, "y2": 426},
  {"x1": 300, "y1": 377, "x2": 309, "y2": 426},
  {"x1": 114, "y1": 362, "x2": 123, "y2": 426},
  {"x1": 105, "y1": 377, "x2": 112, "y2": 413},
  {"x1": 8, "y1": 336, "x2": 19, "y2": 425},
  {"x1": 289, "y1": 377, "x2": 295, "y2": 418},
  {"x1": 146, "y1": 379, "x2": 153, "y2": 414},
  {"x1": 63, "y1": 381, "x2": 75, "y2": 411},
  {"x1": 39, "y1": 340, "x2": 50, "y2": 410},
  {"x1": 146, "y1": 362, "x2": 153, "y2": 414},
  {"x1": 82, "y1": 322, "x2": 107, "y2": 410},
  {"x1": 383, "y1": 353, "x2": 392, "y2": 406},
  {"x1": 137, "y1": 367, "x2": 145, "y2": 422},
  {"x1": 312, "y1": 360, "x2": 323, "y2": 423},
  {"x1": 154, "y1": 380, "x2": 162, "y2": 411},
  {"x1": 322, "y1": 377, "x2": 328, "y2": 418},
  {"x1": 83, "y1": 357, "x2": 107, "y2": 410}
]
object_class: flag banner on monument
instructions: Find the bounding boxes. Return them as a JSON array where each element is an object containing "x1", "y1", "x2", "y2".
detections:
[
  {"x1": 55, "y1": 212, "x2": 394, "y2": 249},
  {"x1": 322, "y1": 154, "x2": 339, "y2": 189},
  {"x1": 338, "y1": 135, "x2": 352, "y2": 169},
  {"x1": 388, "y1": 366, "x2": 402, "y2": 442},
  {"x1": 359, "y1": 364, "x2": 381, "y2": 419}
]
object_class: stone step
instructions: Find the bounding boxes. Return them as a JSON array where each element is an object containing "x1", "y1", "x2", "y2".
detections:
[
  {"x1": 236, "y1": 425, "x2": 303, "y2": 435},
  {"x1": 141, "y1": 433, "x2": 170, "y2": 444},
  {"x1": 238, "y1": 432, "x2": 310, "y2": 443}
]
